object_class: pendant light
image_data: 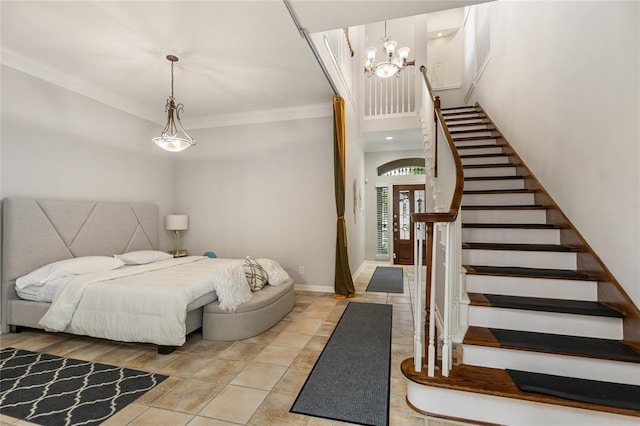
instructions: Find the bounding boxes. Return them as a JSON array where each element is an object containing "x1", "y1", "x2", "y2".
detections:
[{"x1": 152, "y1": 55, "x2": 196, "y2": 152}]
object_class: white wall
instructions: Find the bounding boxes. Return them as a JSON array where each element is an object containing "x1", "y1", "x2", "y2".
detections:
[
  {"x1": 173, "y1": 117, "x2": 336, "y2": 290},
  {"x1": 1, "y1": 66, "x2": 176, "y2": 250},
  {"x1": 469, "y1": 1, "x2": 640, "y2": 306},
  {"x1": 364, "y1": 149, "x2": 425, "y2": 261}
]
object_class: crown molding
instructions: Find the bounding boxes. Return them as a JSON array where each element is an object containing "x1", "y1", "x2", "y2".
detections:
[
  {"x1": 2, "y1": 48, "x2": 333, "y2": 129},
  {"x1": 182, "y1": 102, "x2": 333, "y2": 129},
  {"x1": 1, "y1": 48, "x2": 161, "y2": 125}
]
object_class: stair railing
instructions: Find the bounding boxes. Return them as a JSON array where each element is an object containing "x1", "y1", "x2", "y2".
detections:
[{"x1": 412, "y1": 66, "x2": 465, "y2": 377}]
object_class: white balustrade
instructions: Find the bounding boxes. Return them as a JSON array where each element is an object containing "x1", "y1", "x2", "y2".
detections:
[{"x1": 365, "y1": 69, "x2": 415, "y2": 117}]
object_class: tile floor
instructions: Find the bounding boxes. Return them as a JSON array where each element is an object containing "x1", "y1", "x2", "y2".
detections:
[{"x1": 0, "y1": 263, "x2": 465, "y2": 426}]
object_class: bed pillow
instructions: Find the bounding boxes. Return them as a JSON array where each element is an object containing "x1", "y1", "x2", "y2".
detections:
[
  {"x1": 243, "y1": 257, "x2": 268, "y2": 292},
  {"x1": 256, "y1": 258, "x2": 293, "y2": 287},
  {"x1": 15, "y1": 256, "x2": 125, "y2": 289},
  {"x1": 114, "y1": 250, "x2": 173, "y2": 265}
]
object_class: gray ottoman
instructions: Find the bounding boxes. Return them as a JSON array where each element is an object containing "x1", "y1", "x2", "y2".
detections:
[{"x1": 202, "y1": 281, "x2": 295, "y2": 341}]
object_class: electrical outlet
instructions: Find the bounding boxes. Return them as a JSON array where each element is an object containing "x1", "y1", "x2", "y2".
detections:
[{"x1": 299, "y1": 266, "x2": 305, "y2": 274}]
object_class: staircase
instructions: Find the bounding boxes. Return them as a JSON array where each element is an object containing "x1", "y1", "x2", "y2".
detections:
[{"x1": 403, "y1": 105, "x2": 640, "y2": 425}]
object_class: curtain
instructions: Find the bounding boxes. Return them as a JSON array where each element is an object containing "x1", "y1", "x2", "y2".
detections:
[{"x1": 332, "y1": 96, "x2": 356, "y2": 298}]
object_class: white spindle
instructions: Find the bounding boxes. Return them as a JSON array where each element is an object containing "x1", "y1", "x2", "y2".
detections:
[{"x1": 427, "y1": 223, "x2": 437, "y2": 377}]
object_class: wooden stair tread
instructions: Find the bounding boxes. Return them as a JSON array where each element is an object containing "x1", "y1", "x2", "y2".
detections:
[
  {"x1": 462, "y1": 242, "x2": 583, "y2": 252},
  {"x1": 459, "y1": 153, "x2": 510, "y2": 159},
  {"x1": 449, "y1": 128, "x2": 497, "y2": 134},
  {"x1": 463, "y1": 189, "x2": 536, "y2": 195},
  {"x1": 464, "y1": 176, "x2": 522, "y2": 181},
  {"x1": 462, "y1": 223, "x2": 564, "y2": 229},
  {"x1": 464, "y1": 265, "x2": 599, "y2": 280},
  {"x1": 468, "y1": 293, "x2": 623, "y2": 318},
  {"x1": 462, "y1": 204, "x2": 546, "y2": 210},
  {"x1": 462, "y1": 163, "x2": 515, "y2": 168},
  {"x1": 455, "y1": 143, "x2": 503, "y2": 150},
  {"x1": 446, "y1": 121, "x2": 490, "y2": 127},
  {"x1": 401, "y1": 360, "x2": 640, "y2": 418},
  {"x1": 453, "y1": 135, "x2": 502, "y2": 142},
  {"x1": 464, "y1": 326, "x2": 640, "y2": 363}
]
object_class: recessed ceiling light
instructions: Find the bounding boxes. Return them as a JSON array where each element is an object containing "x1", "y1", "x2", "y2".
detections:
[
  {"x1": 385, "y1": 136, "x2": 394, "y2": 140},
  {"x1": 437, "y1": 32, "x2": 443, "y2": 37}
]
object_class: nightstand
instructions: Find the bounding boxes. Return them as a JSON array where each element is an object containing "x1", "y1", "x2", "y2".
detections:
[{"x1": 168, "y1": 250, "x2": 188, "y2": 258}]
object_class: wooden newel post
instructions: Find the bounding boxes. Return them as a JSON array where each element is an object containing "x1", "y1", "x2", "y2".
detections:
[{"x1": 424, "y1": 221, "x2": 434, "y2": 367}]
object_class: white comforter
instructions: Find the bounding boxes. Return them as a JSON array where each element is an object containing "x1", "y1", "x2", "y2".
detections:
[{"x1": 39, "y1": 257, "x2": 249, "y2": 346}]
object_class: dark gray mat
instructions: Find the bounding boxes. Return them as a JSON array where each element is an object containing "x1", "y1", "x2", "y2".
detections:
[
  {"x1": 507, "y1": 369, "x2": 640, "y2": 410},
  {"x1": 0, "y1": 347, "x2": 167, "y2": 425},
  {"x1": 290, "y1": 302, "x2": 393, "y2": 426},
  {"x1": 490, "y1": 328, "x2": 640, "y2": 362},
  {"x1": 366, "y1": 266, "x2": 404, "y2": 293}
]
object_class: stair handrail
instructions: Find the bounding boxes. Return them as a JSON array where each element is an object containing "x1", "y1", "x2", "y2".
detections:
[{"x1": 411, "y1": 66, "x2": 465, "y2": 378}]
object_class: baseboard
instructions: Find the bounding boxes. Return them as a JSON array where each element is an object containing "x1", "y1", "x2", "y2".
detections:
[{"x1": 293, "y1": 284, "x2": 333, "y2": 293}]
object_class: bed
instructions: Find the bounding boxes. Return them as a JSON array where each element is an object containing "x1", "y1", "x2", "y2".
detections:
[{"x1": 1, "y1": 198, "x2": 291, "y2": 354}]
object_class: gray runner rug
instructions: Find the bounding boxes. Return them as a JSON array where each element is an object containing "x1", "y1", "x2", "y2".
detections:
[
  {"x1": 366, "y1": 266, "x2": 404, "y2": 293},
  {"x1": 290, "y1": 302, "x2": 393, "y2": 426},
  {"x1": 0, "y1": 347, "x2": 167, "y2": 425}
]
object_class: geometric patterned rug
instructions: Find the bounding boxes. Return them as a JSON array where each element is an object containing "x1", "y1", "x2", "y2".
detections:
[{"x1": 0, "y1": 347, "x2": 168, "y2": 425}]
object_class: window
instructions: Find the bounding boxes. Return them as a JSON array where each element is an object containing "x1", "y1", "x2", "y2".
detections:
[
  {"x1": 382, "y1": 166, "x2": 425, "y2": 176},
  {"x1": 376, "y1": 187, "x2": 389, "y2": 255}
]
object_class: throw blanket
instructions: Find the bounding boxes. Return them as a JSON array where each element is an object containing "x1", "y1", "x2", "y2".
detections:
[{"x1": 39, "y1": 257, "x2": 250, "y2": 346}]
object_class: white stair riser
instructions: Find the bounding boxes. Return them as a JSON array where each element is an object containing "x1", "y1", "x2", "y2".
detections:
[
  {"x1": 462, "y1": 192, "x2": 535, "y2": 206},
  {"x1": 461, "y1": 156, "x2": 510, "y2": 166},
  {"x1": 464, "y1": 179, "x2": 525, "y2": 191},
  {"x1": 443, "y1": 108, "x2": 477, "y2": 115},
  {"x1": 455, "y1": 138, "x2": 498, "y2": 147},
  {"x1": 449, "y1": 124, "x2": 490, "y2": 132},
  {"x1": 406, "y1": 382, "x2": 639, "y2": 426},
  {"x1": 462, "y1": 227, "x2": 560, "y2": 244},
  {"x1": 462, "y1": 209, "x2": 546, "y2": 224},
  {"x1": 466, "y1": 274, "x2": 598, "y2": 301},
  {"x1": 457, "y1": 147, "x2": 504, "y2": 156},
  {"x1": 462, "y1": 345, "x2": 640, "y2": 386},
  {"x1": 446, "y1": 119, "x2": 485, "y2": 125},
  {"x1": 463, "y1": 249, "x2": 576, "y2": 269},
  {"x1": 464, "y1": 167, "x2": 517, "y2": 178},
  {"x1": 452, "y1": 131, "x2": 494, "y2": 138},
  {"x1": 468, "y1": 306, "x2": 623, "y2": 339}
]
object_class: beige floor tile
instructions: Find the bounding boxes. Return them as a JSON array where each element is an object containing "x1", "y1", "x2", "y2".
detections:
[
  {"x1": 283, "y1": 318, "x2": 322, "y2": 335},
  {"x1": 230, "y1": 362, "x2": 287, "y2": 391},
  {"x1": 315, "y1": 322, "x2": 337, "y2": 337},
  {"x1": 135, "y1": 376, "x2": 182, "y2": 405},
  {"x1": 241, "y1": 330, "x2": 280, "y2": 345},
  {"x1": 271, "y1": 367, "x2": 310, "y2": 395},
  {"x1": 256, "y1": 344, "x2": 301, "y2": 367},
  {"x1": 290, "y1": 347, "x2": 321, "y2": 370},
  {"x1": 390, "y1": 411, "x2": 427, "y2": 425},
  {"x1": 192, "y1": 357, "x2": 251, "y2": 384},
  {"x1": 128, "y1": 407, "x2": 193, "y2": 425},
  {"x1": 102, "y1": 403, "x2": 148, "y2": 425},
  {"x1": 198, "y1": 385, "x2": 268, "y2": 424},
  {"x1": 94, "y1": 345, "x2": 150, "y2": 365},
  {"x1": 64, "y1": 340, "x2": 123, "y2": 361},
  {"x1": 124, "y1": 350, "x2": 182, "y2": 372},
  {"x1": 187, "y1": 416, "x2": 238, "y2": 425},
  {"x1": 217, "y1": 341, "x2": 266, "y2": 361},
  {"x1": 305, "y1": 334, "x2": 329, "y2": 351},
  {"x1": 158, "y1": 353, "x2": 222, "y2": 378},
  {"x1": 247, "y1": 392, "x2": 308, "y2": 426},
  {"x1": 5, "y1": 332, "x2": 67, "y2": 352},
  {"x1": 153, "y1": 378, "x2": 224, "y2": 413},
  {"x1": 270, "y1": 332, "x2": 312, "y2": 349},
  {"x1": 37, "y1": 338, "x2": 94, "y2": 357}
]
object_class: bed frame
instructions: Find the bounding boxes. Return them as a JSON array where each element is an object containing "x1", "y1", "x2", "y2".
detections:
[{"x1": 1, "y1": 198, "x2": 203, "y2": 353}]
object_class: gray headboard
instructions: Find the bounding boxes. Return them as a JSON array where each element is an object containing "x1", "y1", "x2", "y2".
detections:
[{"x1": 2, "y1": 198, "x2": 159, "y2": 283}]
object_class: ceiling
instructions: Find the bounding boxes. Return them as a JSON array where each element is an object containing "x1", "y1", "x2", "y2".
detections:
[{"x1": 1, "y1": 1, "x2": 483, "y2": 130}]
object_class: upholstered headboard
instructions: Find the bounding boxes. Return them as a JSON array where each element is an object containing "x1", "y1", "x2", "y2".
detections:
[{"x1": 2, "y1": 198, "x2": 159, "y2": 283}]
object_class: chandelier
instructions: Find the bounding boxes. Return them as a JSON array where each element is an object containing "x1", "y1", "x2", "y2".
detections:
[
  {"x1": 152, "y1": 55, "x2": 196, "y2": 152},
  {"x1": 364, "y1": 21, "x2": 412, "y2": 79}
]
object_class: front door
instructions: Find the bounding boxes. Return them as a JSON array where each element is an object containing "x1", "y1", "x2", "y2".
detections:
[{"x1": 393, "y1": 185, "x2": 426, "y2": 265}]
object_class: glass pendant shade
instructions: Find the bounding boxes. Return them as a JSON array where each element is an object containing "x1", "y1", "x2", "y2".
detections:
[{"x1": 374, "y1": 62, "x2": 400, "y2": 78}]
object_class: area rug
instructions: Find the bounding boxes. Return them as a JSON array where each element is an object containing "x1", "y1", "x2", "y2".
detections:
[
  {"x1": 365, "y1": 266, "x2": 404, "y2": 293},
  {"x1": 290, "y1": 302, "x2": 393, "y2": 426},
  {"x1": 0, "y1": 347, "x2": 168, "y2": 425}
]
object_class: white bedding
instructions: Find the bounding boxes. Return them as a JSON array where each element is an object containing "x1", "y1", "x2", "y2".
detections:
[{"x1": 38, "y1": 257, "x2": 247, "y2": 346}]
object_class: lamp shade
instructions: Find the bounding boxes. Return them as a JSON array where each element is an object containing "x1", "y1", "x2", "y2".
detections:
[{"x1": 166, "y1": 215, "x2": 188, "y2": 231}]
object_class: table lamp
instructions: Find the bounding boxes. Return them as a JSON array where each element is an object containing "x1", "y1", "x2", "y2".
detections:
[{"x1": 166, "y1": 214, "x2": 188, "y2": 256}]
